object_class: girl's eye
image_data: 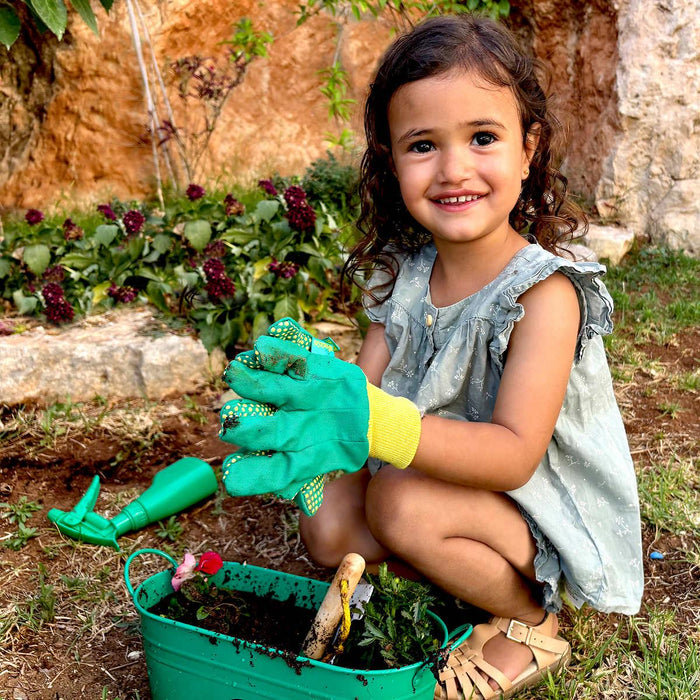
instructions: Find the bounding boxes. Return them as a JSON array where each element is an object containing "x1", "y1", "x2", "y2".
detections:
[
  {"x1": 473, "y1": 132, "x2": 496, "y2": 147},
  {"x1": 409, "y1": 141, "x2": 434, "y2": 154}
]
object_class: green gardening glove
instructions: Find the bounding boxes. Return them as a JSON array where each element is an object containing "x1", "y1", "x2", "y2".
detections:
[
  {"x1": 220, "y1": 318, "x2": 339, "y2": 516},
  {"x1": 219, "y1": 335, "x2": 422, "y2": 512}
]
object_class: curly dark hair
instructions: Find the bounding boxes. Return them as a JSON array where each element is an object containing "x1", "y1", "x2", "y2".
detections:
[{"x1": 342, "y1": 13, "x2": 587, "y2": 305}]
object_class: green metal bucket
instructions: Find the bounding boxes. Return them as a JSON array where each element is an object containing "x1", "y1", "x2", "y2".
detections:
[{"x1": 124, "y1": 549, "x2": 469, "y2": 700}]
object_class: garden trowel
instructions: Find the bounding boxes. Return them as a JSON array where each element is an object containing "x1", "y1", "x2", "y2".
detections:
[
  {"x1": 301, "y1": 552, "x2": 374, "y2": 663},
  {"x1": 47, "y1": 457, "x2": 218, "y2": 551}
]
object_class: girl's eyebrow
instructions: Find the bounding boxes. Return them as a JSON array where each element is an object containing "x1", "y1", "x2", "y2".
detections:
[{"x1": 396, "y1": 119, "x2": 507, "y2": 144}]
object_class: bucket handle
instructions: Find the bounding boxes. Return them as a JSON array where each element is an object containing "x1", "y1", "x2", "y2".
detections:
[
  {"x1": 446, "y1": 623, "x2": 473, "y2": 651},
  {"x1": 124, "y1": 548, "x2": 179, "y2": 599}
]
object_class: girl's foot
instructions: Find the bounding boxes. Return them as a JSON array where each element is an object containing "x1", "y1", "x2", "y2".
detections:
[
  {"x1": 435, "y1": 613, "x2": 570, "y2": 699},
  {"x1": 479, "y1": 613, "x2": 558, "y2": 690}
]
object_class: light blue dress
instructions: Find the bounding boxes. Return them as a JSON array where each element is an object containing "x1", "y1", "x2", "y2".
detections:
[{"x1": 364, "y1": 242, "x2": 643, "y2": 615}]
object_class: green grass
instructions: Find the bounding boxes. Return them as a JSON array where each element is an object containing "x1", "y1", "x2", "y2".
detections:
[
  {"x1": 637, "y1": 456, "x2": 700, "y2": 536},
  {"x1": 604, "y1": 246, "x2": 700, "y2": 352}
]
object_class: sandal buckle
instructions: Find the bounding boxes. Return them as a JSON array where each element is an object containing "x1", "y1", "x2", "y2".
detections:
[{"x1": 505, "y1": 619, "x2": 532, "y2": 645}]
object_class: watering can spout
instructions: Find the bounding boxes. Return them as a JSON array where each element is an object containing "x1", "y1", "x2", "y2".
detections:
[{"x1": 48, "y1": 457, "x2": 218, "y2": 550}]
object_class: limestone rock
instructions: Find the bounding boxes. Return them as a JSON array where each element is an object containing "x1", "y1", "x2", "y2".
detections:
[
  {"x1": 0, "y1": 308, "x2": 225, "y2": 406},
  {"x1": 594, "y1": 0, "x2": 700, "y2": 253},
  {"x1": 582, "y1": 224, "x2": 636, "y2": 265},
  {"x1": 562, "y1": 242, "x2": 598, "y2": 263}
]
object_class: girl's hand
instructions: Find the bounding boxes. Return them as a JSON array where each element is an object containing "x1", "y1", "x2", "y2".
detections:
[{"x1": 219, "y1": 336, "x2": 421, "y2": 509}]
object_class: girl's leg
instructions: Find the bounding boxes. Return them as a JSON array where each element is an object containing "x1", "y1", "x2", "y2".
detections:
[
  {"x1": 365, "y1": 466, "x2": 557, "y2": 685},
  {"x1": 300, "y1": 469, "x2": 420, "y2": 579},
  {"x1": 299, "y1": 469, "x2": 389, "y2": 568}
]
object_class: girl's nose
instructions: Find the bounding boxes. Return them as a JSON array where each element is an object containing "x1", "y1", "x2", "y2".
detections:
[{"x1": 438, "y1": 147, "x2": 473, "y2": 184}]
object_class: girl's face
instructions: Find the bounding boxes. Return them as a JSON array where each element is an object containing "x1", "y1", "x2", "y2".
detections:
[{"x1": 388, "y1": 68, "x2": 534, "y2": 249}]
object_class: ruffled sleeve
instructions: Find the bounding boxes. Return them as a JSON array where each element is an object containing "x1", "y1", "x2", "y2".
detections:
[
  {"x1": 490, "y1": 255, "x2": 614, "y2": 370},
  {"x1": 362, "y1": 252, "x2": 406, "y2": 326}
]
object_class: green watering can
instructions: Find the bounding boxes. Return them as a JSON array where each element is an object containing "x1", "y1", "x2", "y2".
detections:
[{"x1": 47, "y1": 457, "x2": 218, "y2": 550}]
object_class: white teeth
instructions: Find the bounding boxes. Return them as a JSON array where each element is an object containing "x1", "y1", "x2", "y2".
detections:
[{"x1": 438, "y1": 194, "x2": 481, "y2": 204}]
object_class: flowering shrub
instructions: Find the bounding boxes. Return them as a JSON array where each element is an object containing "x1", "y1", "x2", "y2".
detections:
[{"x1": 0, "y1": 177, "x2": 358, "y2": 351}]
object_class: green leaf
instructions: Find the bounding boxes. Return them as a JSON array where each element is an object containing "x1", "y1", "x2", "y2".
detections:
[
  {"x1": 222, "y1": 228, "x2": 258, "y2": 246},
  {"x1": 94, "y1": 224, "x2": 119, "y2": 247},
  {"x1": 146, "y1": 281, "x2": 169, "y2": 313},
  {"x1": 28, "y1": 0, "x2": 68, "y2": 40},
  {"x1": 0, "y1": 6, "x2": 21, "y2": 49},
  {"x1": 251, "y1": 311, "x2": 271, "y2": 341},
  {"x1": 98, "y1": 0, "x2": 114, "y2": 10},
  {"x1": 195, "y1": 606, "x2": 210, "y2": 621},
  {"x1": 197, "y1": 323, "x2": 221, "y2": 352},
  {"x1": 0, "y1": 258, "x2": 11, "y2": 279},
  {"x1": 60, "y1": 252, "x2": 96, "y2": 270},
  {"x1": 173, "y1": 264, "x2": 200, "y2": 289},
  {"x1": 253, "y1": 199, "x2": 279, "y2": 223},
  {"x1": 68, "y1": 0, "x2": 98, "y2": 35},
  {"x1": 92, "y1": 280, "x2": 112, "y2": 305},
  {"x1": 13, "y1": 290, "x2": 38, "y2": 315},
  {"x1": 183, "y1": 220, "x2": 212, "y2": 251},
  {"x1": 23, "y1": 244, "x2": 51, "y2": 276},
  {"x1": 253, "y1": 257, "x2": 272, "y2": 281},
  {"x1": 152, "y1": 233, "x2": 172, "y2": 254},
  {"x1": 273, "y1": 296, "x2": 300, "y2": 321}
]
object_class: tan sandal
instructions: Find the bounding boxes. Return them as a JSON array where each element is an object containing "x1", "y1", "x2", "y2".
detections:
[{"x1": 434, "y1": 613, "x2": 571, "y2": 700}]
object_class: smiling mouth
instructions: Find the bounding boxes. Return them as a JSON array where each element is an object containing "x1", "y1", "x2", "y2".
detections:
[{"x1": 434, "y1": 194, "x2": 484, "y2": 204}]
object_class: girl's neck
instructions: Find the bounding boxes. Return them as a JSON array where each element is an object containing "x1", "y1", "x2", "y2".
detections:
[{"x1": 429, "y1": 230, "x2": 529, "y2": 307}]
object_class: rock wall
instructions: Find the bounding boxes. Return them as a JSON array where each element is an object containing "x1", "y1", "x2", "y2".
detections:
[
  {"x1": 596, "y1": 0, "x2": 700, "y2": 253},
  {"x1": 1, "y1": 0, "x2": 698, "y2": 253}
]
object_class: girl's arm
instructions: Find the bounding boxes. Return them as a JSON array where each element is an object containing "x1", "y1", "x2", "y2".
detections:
[
  {"x1": 355, "y1": 322, "x2": 391, "y2": 386},
  {"x1": 411, "y1": 272, "x2": 580, "y2": 491}
]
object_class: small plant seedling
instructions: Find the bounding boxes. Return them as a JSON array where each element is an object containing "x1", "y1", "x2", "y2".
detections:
[
  {"x1": 345, "y1": 562, "x2": 442, "y2": 669},
  {"x1": 183, "y1": 395, "x2": 208, "y2": 425},
  {"x1": 156, "y1": 515, "x2": 183, "y2": 542},
  {"x1": 658, "y1": 402, "x2": 681, "y2": 419},
  {"x1": 3, "y1": 522, "x2": 39, "y2": 550},
  {"x1": 0, "y1": 496, "x2": 42, "y2": 525}
]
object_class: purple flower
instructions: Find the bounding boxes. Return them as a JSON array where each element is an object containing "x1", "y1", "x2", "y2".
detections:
[
  {"x1": 42, "y1": 282, "x2": 75, "y2": 324},
  {"x1": 25, "y1": 209, "x2": 44, "y2": 226},
  {"x1": 283, "y1": 185, "x2": 307, "y2": 209},
  {"x1": 204, "y1": 240, "x2": 227, "y2": 258},
  {"x1": 258, "y1": 179, "x2": 277, "y2": 196},
  {"x1": 186, "y1": 183, "x2": 206, "y2": 201},
  {"x1": 123, "y1": 210, "x2": 145, "y2": 235},
  {"x1": 43, "y1": 265, "x2": 65, "y2": 283},
  {"x1": 63, "y1": 218, "x2": 84, "y2": 241},
  {"x1": 268, "y1": 257, "x2": 299, "y2": 279},
  {"x1": 285, "y1": 202, "x2": 316, "y2": 233},
  {"x1": 108, "y1": 284, "x2": 138, "y2": 304},
  {"x1": 203, "y1": 257, "x2": 235, "y2": 300},
  {"x1": 203, "y1": 257, "x2": 226, "y2": 279},
  {"x1": 224, "y1": 194, "x2": 244, "y2": 216},
  {"x1": 97, "y1": 204, "x2": 117, "y2": 221}
]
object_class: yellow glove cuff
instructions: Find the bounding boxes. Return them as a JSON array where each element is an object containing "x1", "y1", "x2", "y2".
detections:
[{"x1": 366, "y1": 383, "x2": 422, "y2": 469}]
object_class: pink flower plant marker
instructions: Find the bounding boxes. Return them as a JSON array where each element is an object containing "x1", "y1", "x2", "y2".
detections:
[
  {"x1": 171, "y1": 551, "x2": 223, "y2": 591},
  {"x1": 171, "y1": 552, "x2": 197, "y2": 592}
]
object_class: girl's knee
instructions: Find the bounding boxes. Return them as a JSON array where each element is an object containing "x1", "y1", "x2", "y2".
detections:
[
  {"x1": 365, "y1": 468, "x2": 422, "y2": 550},
  {"x1": 299, "y1": 509, "x2": 348, "y2": 568}
]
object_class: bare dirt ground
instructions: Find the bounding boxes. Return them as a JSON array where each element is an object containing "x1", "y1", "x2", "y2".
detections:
[{"x1": 0, "y1": 327, "x2": 698, "y2": 699}]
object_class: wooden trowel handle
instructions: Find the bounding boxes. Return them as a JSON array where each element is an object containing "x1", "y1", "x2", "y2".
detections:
[{"x1": 301, "y1": 552, "x2": 366, "y2": 660}]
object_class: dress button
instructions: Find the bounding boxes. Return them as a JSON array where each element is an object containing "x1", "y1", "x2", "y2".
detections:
[{"x1": 426, "y1": 314, "x2": 433, "y2": 327}]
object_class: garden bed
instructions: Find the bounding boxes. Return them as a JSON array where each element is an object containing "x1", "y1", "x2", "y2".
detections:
[{"x1": 1, "y1": 247, "x2": 698, "y2": 698}]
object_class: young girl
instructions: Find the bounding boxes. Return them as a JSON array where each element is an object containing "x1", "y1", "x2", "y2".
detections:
[{"x1": 221, "y1": 13, "x2": 643, "y2": 700}]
